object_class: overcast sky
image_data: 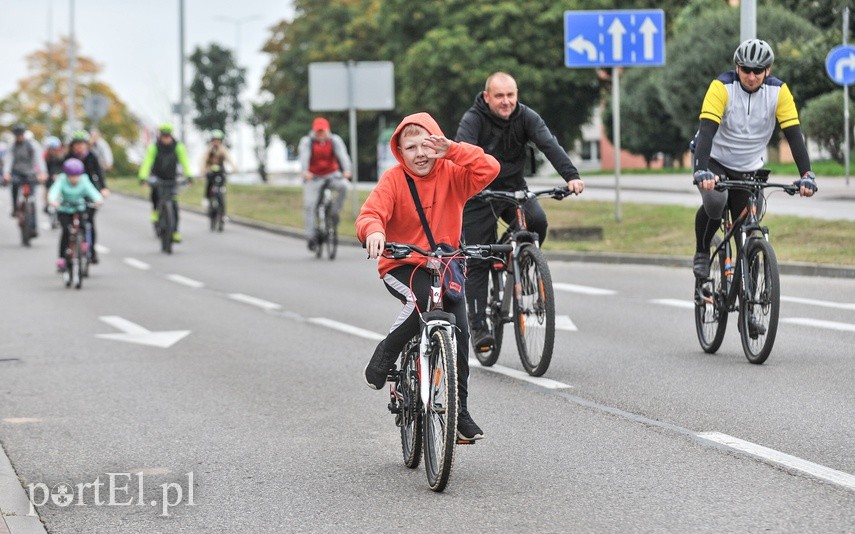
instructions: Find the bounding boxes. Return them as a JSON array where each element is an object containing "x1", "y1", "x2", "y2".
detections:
[{"x1": 2, "y1": 0, "x2": 295, "y2": 125}]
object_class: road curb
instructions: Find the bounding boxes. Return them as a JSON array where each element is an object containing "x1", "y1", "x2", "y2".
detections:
[{"x1": 0, "y1": 441, "x2": 47, "y2": 534}]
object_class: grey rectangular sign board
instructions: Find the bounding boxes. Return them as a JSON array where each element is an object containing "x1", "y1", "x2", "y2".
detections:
[{"x1": 309, "y1": 61, "x2": 394, "y2": 111}]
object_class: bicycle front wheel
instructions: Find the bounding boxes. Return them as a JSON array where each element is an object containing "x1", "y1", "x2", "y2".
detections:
[
  {"x1": 739, "y1": 238, "x2": 780, "y2": 364},
  {"x1": 325, "y1": 208, "x2": 338, "y2": 260},
  {"x1": 399, "y1": 339, "x2": 422, "y2": 469},
  {"x1": 694, "y1": 236, "x2": 729, "y2": 353},
  {"x1": 20, "y1": 203, "x2": 34, "y2": 246},
  {"x1": 475, "y1": 268, "x2": 505, "y2": 367},
  {"x1": 74, "y1": 241, "x2": 84, "y2": 290},
  {"x1": 216, "y1": 193, "x2": 225, "y2": 232},
  {"x1": 160, "y1": 203, "x2": 174, "y2": 254},
  {"x1": 513, "y1": 245, "x2": 555, "y2": 377},
  {"x1": 422, "y1": 328, "x2": 457, "y2": 492}
]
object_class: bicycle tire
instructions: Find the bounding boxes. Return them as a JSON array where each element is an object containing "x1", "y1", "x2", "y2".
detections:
[
  {"x1": 422, "y1": 328, "x2": 457, "y2": 492},
  {"x1": 19, "y1": 203, "x2": 32, "y2": 246},
  {"x1": 63, "y1": 249, "x2": 73, "y2": 288},
  {"x1": 325, "y1": 208, "x2": 338, "y2": 260},
  {"x1": 208, "y1": 196, "x2": 218, "y2": 232},
  {"x1": 160, "y1": 203, "x2": 174, "y2": 254},
  {"x1": 513, "y1": 245, "x2": 555, "y2": 377},
  {"x1": 216, "y1": 193, "x2": 225, "y2": 232},
  {"x1": 739, "y1": 238, "x2": 780, "y2": 364},
  {"x1": 399, "y1": 339, "x2": 422, "y2": 469},
  {"x1": 74, "y1": 241, "x2": 84, "y2": 290},
  {"x1": 475, "y1": 268, "x2": 505, "y2": 366},
  {"x1": 694, "y1": 236, "x2": 729, "y2": 353}
]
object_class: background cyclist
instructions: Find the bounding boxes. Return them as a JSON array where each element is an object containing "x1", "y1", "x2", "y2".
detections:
[
  {"x1": 43, "y1": 136, "x2": 65, "y2": 214},
  {"x1": 298, "y1": 116, "x2": 352, "y2": 252},
  {"x1": 137, "y1": 123, "x2": 193, "y2": 243},
  {"x1": 455, "y1": 71, "x2": 585, "y2": 351},
  {"x1": 199, "y1": 129, "x2": 236, "y2": 205},
  {"x1": 691, "y1": 39, "x2": 817, "y2": 280},
  {"x1": 3, "y1": 123, "x2": 47, "y2": 224},
  {"x1": 47, "y1": 158, "x2": 103, "y2": 273},
  {"x1": 65, "y1": 130, "x2": 109, "y2": 263}
]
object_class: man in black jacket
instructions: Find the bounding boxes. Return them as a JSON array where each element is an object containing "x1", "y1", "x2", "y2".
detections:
[{"x1": 455, "y1": 72, "x2": 585, "y2": 350}]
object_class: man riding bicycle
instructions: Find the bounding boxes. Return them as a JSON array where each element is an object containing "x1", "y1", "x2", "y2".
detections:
[
  {"x1": 691, "y1": 39, "x2": 817, "y2": 279},
  {"x1": 199, "y1": 128, "x2": 236, "y2": 204},
  {"x1": 455, "y1": 72, "x2": 585, "y2": 350},
  {"x1": 138, "y1": 123, "x2": 193, "y2": 243},
  {"x1": 298, "y1": 116, "x2": 352, "y2": 252},
  {"x1": 3, "y1": 123, "x2": 47, "y2": 225}
]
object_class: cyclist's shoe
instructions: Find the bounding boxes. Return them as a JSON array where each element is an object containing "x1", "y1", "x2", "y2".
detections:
[
  {"x1": 457, "y1": 410, "x2": 484, "y2": 441},
  {"x1": 307, "y1": 237, "x2": 318, "y2": 252},
  {"x1": 364, "y1": 341, "x2": 398, "y2": 390},
  {"x1": 90, "y1": 250, "x2": 99, "y2": 264},
  {"x1": 331, "y1": 212, "x2": 340, "y2": 226},
  {"x1": 172, "y1": 232, "x2": 182, "y2": 243},
  {"x1": 471, "y1": 324, "x2": 495, "y2": 352},
  {"x1": 692, "y1": 252, "x2": 711, "y2": 279},
  {"x1": 150, "y1": 211, "x2": 159, "y2": 223},
  {"x1": 56, "y1": 258, "x2": 66, "y2": 273},
  {"x1": 747, "y1": 315, "x2": 767, "y2": 339}
]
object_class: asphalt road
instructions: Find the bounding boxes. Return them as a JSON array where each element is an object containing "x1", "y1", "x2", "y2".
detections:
[{"x1": 0, "y1": 192, "x2": 854, "y2": 533}]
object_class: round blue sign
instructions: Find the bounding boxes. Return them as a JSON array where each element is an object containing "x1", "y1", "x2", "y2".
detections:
[{"x1": 826, "y1": 45, "x2": 855, "y2": 86}]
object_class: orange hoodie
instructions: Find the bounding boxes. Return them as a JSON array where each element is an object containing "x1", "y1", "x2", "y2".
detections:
[{"x1": 356, "y1": 112, "x2": 500, "y2": 277}]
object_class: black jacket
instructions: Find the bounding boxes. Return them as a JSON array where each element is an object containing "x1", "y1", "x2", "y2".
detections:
[
  {"x1": 455, "y1": 93, "x2": 579, "y2": 191},
  {"x1": 64, "y1": 151, "x2": 105, "y2": 190}
]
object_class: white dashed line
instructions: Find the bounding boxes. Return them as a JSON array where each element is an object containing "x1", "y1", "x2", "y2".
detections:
[
  {"x1": 123, "y1": 257, "x2": 151, "y2": 270},
  {"x1": 95, "y1": 244, "x2": 110, "y2": 254},
  {"x1": 781, "y1": 296, "x2": 855, "y2": 311},
  {"x1": 468, "y1": 358, "x2": 572, "y2": 389},
  {"x1": 308, "y1": 318, "x2": 385, "y2": 341},
  {"x1": 555, "y1": 315, "x2": 578, "y2": 331},
  {"x1": 780, "y1": 318, "x2": 855, "y2": 333},
  {"x1": 227, "y1": 293, "x2": 282, "y2": 311},
  {"x1": 697, "y1": 432, "x2": 855, "y2": 492},
  {"x1": 554, "y1": 283, "x2": 617, "y2": 296},
  {"x1": 650, "y1": 298, "x2": 694, "y2": 309},
  {"x1": 167, "y1": 274, "x2": 205, "y2": 289}
]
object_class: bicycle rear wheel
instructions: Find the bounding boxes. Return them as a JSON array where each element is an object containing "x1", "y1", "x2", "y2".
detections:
[
  {"x1": 475, "y1": 268, "x2": 505, "y2": 367},
  {"x1": 513, "y1": 245, "x2": 555, "y2": 377},
  {"x1": 739, "y1": 238, "x2": 780, "y2": 364},
  {"x1": 422, "y1": 328, "x2": 457, "y2": 492},
  {"x1": 694, "y1": 236, "x2": 729, "y2": 353},
  {"x1": 399, "y1": 339, "x2": 422, "y2": 469}
]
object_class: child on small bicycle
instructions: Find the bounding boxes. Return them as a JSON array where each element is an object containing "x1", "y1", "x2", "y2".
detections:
[
  {"x1": 47, "y1": 158, "x2": 103, "y2": 273},
  {"x1": 356, "y1": 112, "x2": 500, "y2": 441}
]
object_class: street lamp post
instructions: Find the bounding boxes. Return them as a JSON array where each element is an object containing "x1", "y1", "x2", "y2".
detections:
[{"x1": 215, "y1": 14, "x2": 262, "y2": 174}]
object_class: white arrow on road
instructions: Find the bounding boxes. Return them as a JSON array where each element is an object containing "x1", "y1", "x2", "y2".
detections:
[
  {"x1": 607, "y1": 18, "x2": 627, "y2": 61},
  {"x1": 97, "y1": 316, "x2": 190, "y2": 348},
  {"x1": 639, "y1": 17, "x2": 659, "y2": 60},
  {"x1": 836, "y1": 53, "x2": 855, "y2": 81},
  {"x1": 568, "y1": 34, "x2": 597, "y2": 61}
]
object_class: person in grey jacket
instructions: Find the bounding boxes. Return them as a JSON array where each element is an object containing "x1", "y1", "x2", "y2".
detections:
[
  {"x1": 455, "y1": 72, "x2": 584, "y2": 350},
  {"x1": 3, "y1": 123, "x2": 47, "y2": 221},
  {"x1": 298, "y1": 116, "x2": 352, "y2": 251}
]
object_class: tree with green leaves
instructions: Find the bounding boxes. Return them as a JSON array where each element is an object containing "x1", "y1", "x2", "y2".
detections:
[
  {"x1": 188, "y1": 43, "x2": 246, "y2": 134},
  {"x1": 801, "y1": 91, "x2": 854, "y2": 164}
]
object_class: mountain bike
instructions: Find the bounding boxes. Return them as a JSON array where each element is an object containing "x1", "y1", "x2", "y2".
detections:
[
  {"x1": 383, "y1": 241, "x2": 511, "y2": 492},
  {"x1": 313, "y1": 177, "x2": 338, "y2": 260},
  {"x1": 148, "y1": 177, "x2": 188, "y2": 254},
  {"x1": 207, "y1": 171, "x2": 226, "y2": 232},
  {"x1": 14, "y1": 179, "x2": 38, "y2": 247},
  {"x1": 59, "y1": 203, "x2": 94, "y2": 290},
  {"x1": 469, "y1": 187, "x2": 572, "y2": 377},
  {"x1": 694, "y1": 170, "x2": 800, "y2": 364}
]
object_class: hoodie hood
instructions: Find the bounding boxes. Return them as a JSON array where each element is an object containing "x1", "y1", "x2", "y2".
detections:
[{"x1": 389, "y1": 112, "x2": 445, "y2": 169}]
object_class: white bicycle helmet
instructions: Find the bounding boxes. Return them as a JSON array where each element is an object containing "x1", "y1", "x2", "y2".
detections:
[{"x1": 733, "y1": 39, "x2": 774, "y2": 69}]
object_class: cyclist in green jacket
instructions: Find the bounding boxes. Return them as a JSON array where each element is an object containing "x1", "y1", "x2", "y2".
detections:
[{"x1": 137, "y1": 123, "x2": 193, "y2": 242}]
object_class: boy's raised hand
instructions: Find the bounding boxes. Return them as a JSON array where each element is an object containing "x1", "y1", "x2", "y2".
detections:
[{"x1": 422, "y1": 135, "x2": 451, "y2": 160}]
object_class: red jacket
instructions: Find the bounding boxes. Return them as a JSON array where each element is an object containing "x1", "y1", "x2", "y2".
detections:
[{"x1": 356, "y1": 112, "x2": 500, "y2": 277}]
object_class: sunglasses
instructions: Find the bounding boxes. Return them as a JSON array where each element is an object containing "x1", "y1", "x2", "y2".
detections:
[{"x1": 738, "y1": 65, "x2": 766, "y2": 75}]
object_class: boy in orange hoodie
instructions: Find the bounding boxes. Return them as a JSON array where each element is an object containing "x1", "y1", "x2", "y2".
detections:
[{"x1": 357, "y1": 112, "x2": 500, "y2": 441}]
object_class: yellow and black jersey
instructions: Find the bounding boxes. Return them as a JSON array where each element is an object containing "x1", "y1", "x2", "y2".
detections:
[{"x1": 698, "y1": 71, "x2": 799, "y2": 172}]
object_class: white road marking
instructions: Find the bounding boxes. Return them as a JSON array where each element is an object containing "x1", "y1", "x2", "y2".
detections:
[
  {"x1": 167, "y1": 274, "x2": 205, "y2": 289},
  {"x1": 308, "y1": 318, "x2": 385, "y2": 341},
  {"x1": 95, "y1": 243, "x2": 109, "y2": 254},
  {"x1": 97, "y1": 316, "x2": 190, "y2": 348},
  {"x1": 554, "y1": 283, "x2": 617, "y2": 296},
  {"x1": 123, "y1": 257, "x2": 151, "y2": 270},
  {"x1": 781, "y1": 296, "x2": 855, "y2": 311},
  {"x1": 469, "y1": 358, "x2": 572, "y2": 389},
  {"x1": 555, "y1": 315, "x2": 578, "y2": 331},
  {"x1": 2, "y1": 417, "x2": 43, "y2": 424},
  {"x1": 697, "y1": 431, "x2": 855, "y2": 492},
  {"x1": 780, "y1": 318, "x2": 855, "y2": 333},
  {"x1": 650, "y1": 298, "x2": 694, "y2": 309},
  {"x1": 228, "y1": 293, "x2": 282, "y2": 311}
]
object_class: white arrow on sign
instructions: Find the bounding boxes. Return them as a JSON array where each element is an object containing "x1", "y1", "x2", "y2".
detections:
[
  {"x1": 639, "y1": 17, "x2": 659, "y2": 60},
  {"x1": 836, "y1": 53, "x2": 855, "y2": 81},
  {"x1": 568, "y1": 34, "x2": 597, "y2": 61},
  {"x1": 608, "y1": 18, "x2": 627, "y2": 61},
  {"x1": 97, "y1": 316, "x2": 190, "y2": 348}
]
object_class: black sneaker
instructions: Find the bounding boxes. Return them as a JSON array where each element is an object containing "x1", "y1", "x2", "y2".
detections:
[
  {"x1": 457, "y1": 410, "x2": 484, "y2": 441},
  {"x1": 364, "y1": 342, "x2": 398, "y2": 390},
  {"x1": 307, "y1": 237, "x2": 318, "y2": 252},
  {"x1": 693, "y1": 252, "x2": 710, "y2": 279},
  {"x1": 471, "y1": 325, "x2": 494, "y2": 352},
  {"x1": 747, "y1": 315, "x2": 766, "y2": 339}
]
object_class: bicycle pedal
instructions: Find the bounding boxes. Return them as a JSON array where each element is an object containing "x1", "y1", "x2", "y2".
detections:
[
  {"x1": 387, "y1": 402, "x2": 401, "y2": 415},
  {"x1": 456, "y1": 439, "x2": 476, "y2": 445}
]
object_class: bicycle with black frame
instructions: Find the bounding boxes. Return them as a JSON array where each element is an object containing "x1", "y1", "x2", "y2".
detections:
[
  {"x1": 382, "y1": 241, "x2": 512, "y2": 492},
  {"x1": 469, "y1": 187, "x2": 572, "y2": 377},
  {"x1": 10, "y1": 176, "x2": 39, "y2": 247},
  {"x1": 57, "y1": 200, "x2": 95, "y2": 290},
  {"x1": 146, "y1": 176, "x2": 189, "y2": 254},
  {"x1": 206, "y1": 168, "x2": 227, "y2": 232},
  {"x1": 694, "y1": 169, "x2": 800, "y2": 364},
  {"x1": 312, "y1": 176, "x2": 339, "y2": 260}
]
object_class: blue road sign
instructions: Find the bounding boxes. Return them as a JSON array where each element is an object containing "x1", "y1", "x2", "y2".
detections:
[
  {"x1": 826, "y1": 45, "x2": 855, "y2": 86},
  {"x1": 565, "y1": 10, "x2": 665, "y2": 68}
]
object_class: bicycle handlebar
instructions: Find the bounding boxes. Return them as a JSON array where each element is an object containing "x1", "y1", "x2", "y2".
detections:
[
  {"x1": 382, "y1": 242, "x2": 514, "y2": 260},
  {"x1": 474, "y1": 187, "x2": 576, "y2": 203},
  {"x1": 714, "y1": 180, "x2": 799, "y2": 196}
]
